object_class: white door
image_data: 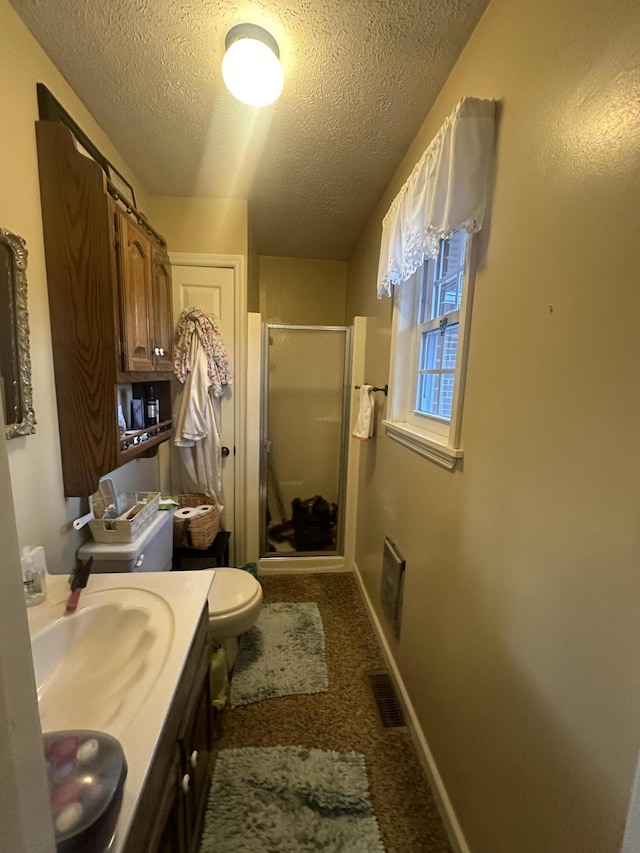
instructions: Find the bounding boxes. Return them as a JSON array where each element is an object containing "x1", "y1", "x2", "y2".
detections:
[{"x1": 171, "y1": 263, "x2": 236, "y2": 553}]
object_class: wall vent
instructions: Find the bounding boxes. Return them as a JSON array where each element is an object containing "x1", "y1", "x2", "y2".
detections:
[
  {"x1": 368, "y1": 672, "x2": 406, "y2": 729},
  {"x1": 380, "y1": 536, "x2": 405, "y2": 638}
]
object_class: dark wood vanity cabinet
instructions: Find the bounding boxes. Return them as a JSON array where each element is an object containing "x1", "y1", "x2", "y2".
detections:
[
  {"x1": 154, "y1": 752, "x2": 186, "y2": 853},
  {"x1": 123, "y1": 605, "x2": 215, "y2": 853},
  {"x1": 35, "y1": 120, "x2": 174, "y2": 496}
]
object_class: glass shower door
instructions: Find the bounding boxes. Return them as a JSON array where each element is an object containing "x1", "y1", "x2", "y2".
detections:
[{"x1": 261, "y1": 325, "x2": 351, "y2": 557}]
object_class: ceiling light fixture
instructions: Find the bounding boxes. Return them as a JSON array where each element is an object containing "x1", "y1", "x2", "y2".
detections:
[{"x1": 222, "y1": 23, "x2": 284, "y2": 107}]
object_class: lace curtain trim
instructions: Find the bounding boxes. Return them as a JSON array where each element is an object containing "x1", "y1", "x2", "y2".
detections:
[
  {"x1": 377, "y1": 219, "x2": 481, "y2": 299},
  {"x1": 377, "y1": 97, "x2": 495, "y2": 299}
]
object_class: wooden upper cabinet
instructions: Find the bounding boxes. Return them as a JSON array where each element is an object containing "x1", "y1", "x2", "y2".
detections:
[
  {"x1": 117, "y1": 212, "x2": 174, "y2": 374},
  {"x1": 152, "y1": 247, "x2": 174, "y2": 372},
  {"x1": 35, "y1": 119, "x2": 174, "y2": 496},
  {"x1": 117, "y1": 212, "x2": 155, "y2": 372}
]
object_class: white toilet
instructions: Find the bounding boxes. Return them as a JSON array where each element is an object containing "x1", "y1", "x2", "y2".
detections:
[
  {"x1": 78, "y1": 511, "x2": 263, "y2": 669},
  {"x1": 207, "y1": 568, "x2": 263, "y2": 669}
]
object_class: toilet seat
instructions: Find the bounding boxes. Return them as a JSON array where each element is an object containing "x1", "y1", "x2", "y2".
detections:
[
  {"x1": 207, "y1": 568, "x2": 261, "y2": 616},
  {"x1": 206, "y1": 568, "x2": 263, "y2": 670},
  {"x1": 207, "y1": 568, "x2": 263, "y2": 641}
]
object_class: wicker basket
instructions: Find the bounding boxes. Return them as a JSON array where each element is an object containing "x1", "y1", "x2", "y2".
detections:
[{"x1": 173, "y1": 494, "x2": 220, "y2": 550}]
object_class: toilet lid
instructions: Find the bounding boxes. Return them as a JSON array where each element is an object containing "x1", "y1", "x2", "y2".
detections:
[{"x1": 207, "y1": 569, "x2": 260, "y2": 616}]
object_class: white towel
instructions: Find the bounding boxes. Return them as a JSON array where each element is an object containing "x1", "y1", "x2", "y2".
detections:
[{"x1": 352, "y1": 385, "x2": 375, "y2": 441}]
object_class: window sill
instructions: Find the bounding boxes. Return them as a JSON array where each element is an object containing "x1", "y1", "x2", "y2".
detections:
[{"x1": 382, "y1": 419, "x2": 463, "y2": 470}]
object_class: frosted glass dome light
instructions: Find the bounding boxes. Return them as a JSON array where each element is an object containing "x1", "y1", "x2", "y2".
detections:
[{"x1": 222, "y1": 24, "x2": 284, "y2": 107}]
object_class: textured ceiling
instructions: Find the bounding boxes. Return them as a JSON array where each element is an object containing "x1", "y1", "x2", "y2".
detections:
[{"x1": 11, "y1": 0, "x2": 489, "y2": 259}]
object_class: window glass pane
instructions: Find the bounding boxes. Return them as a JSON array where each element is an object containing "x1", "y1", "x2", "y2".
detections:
[
  {"x1": 442, "y1": 323, "x2": 458, "y2": 369},
  {"x1": 441, "y1": 230, "x2": 467, "y2": 275},
  {"x1": 420, "y1": 328, "x2": 442, "y2": 371},
  {"x1": 435, "y1": 272, "x2": 463, "y2": 316},
  {"x1": 417, "y1": 372, "x2": 440, "y2": 415},
  {"x1": 416, "y1": 371, "x2": 456, "y2": 419},
  {"x1": 437, "y1": 374, "x2": 455, "y2": 419},
  {"x1": 429, "y1": 230, "x2": 467, "y2": 321},
  {"x1": 419, "y1": 324, "x2": 458, "y2": 373},
  {"x1": 415, "y1": 323, "x2": 459, "y2": 419}
]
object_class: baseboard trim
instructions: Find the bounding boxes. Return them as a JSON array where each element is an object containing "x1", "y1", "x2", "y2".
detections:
[
  {"x1": 352, "y1": 561, "x2": 471, "y2": 853},
  {"x1": 258, "y1": 556, "x2": 350, "y2": 575}
]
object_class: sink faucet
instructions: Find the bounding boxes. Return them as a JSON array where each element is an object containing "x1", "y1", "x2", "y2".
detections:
[{"x1": 66, "y1": 557, "x2": 93, "y2": 614}]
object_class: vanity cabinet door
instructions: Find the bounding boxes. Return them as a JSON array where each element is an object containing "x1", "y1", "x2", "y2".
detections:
[
  {"x1": 119, "y1": 606, "x2": 212, "y2": 853},
  {"x1": 152, "y1": 750, "x2": 187, "y2": 853},
  {"x1": 151, "y1": 247, "x2": 174, "y2": 372},
  {"x1": 117, "y1": 212, "x2": 155, "y2": 372},
  {"x1": 179, "y1": 642, "x2": 214, "y2": 853}
]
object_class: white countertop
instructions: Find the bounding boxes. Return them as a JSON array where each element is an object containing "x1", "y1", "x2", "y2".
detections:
[{"x1": 27, "y1": 569, "x2": 215, "y2": 852}]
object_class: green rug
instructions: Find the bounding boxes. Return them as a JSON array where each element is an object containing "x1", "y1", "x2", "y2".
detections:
[
  {"x1": 229, "y1": 602, "x2": 328, "y2": 708},
  {"x1": 200, "y1": 745, "x2": 385, "y2": 852}
]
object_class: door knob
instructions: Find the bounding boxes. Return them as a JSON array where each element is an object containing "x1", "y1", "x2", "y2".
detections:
[{"x1": 221, "y1": 446, "x2": 230, "y2": 457}]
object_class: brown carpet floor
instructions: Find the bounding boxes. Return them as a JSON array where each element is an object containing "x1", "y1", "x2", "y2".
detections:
[{"x1": 213, "y1": 572, "x2": 453, "y2": 853}]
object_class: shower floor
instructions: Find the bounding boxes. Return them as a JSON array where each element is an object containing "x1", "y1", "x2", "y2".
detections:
[{"x1": 266, "y1": 494, "x2": 338, "y2": 554}]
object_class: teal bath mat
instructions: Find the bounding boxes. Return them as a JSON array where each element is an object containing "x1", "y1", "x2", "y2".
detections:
[
  {"x1": 229, "y1": 602, "x2": 328, "y2": 707},
  {"x1": 200, "y1": 745, "x2": 385, "y2": 852}
]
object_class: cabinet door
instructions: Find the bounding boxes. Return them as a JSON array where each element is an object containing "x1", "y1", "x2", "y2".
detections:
[
  {"x1": 179, "y1": 645, "x2": 214, "y2": 853},
  {"x1": 117, "y1": 212, "x2": 154, "y2": 372},
  {"x1": 147, "y1": 749, "x2": 187, "y2": 853},
  {"x1": 152, "y1": 247, "x2": 174, "y2": 372}
]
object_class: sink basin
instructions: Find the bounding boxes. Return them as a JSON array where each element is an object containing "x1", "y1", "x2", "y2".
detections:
[{"x1": 30, "y1": 588, "x2": 174, "y2": 734}]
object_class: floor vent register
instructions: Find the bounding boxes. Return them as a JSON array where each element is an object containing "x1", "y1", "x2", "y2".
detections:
[{"x1": 368, "y1": 672, "x2": 406, "y2": 729}]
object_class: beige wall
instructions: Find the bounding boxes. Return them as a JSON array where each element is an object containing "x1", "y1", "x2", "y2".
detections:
[
  {"x1": 247, "y1": 213, "x2": 260, "y2": 313},
  {"x1": 0, "y1": 394, "x2": 53, "y2": 850},
  {"x1": 346, "y1": 0, "x2": 640, "y2": 851},
  {"x1": 146, "y1": 196, "x2": 248, "y2": 257},
  {"x1": 0, "y1": 0, "x2": 159, "y2": 576},
  {"x1": 260, "y1": 255, "x2": 347, "y2": 325}
]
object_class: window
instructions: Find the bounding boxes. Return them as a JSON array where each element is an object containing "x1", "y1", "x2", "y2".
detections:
[{"x1": 383, "y1": 229, "x2": 475, "y2": 469}]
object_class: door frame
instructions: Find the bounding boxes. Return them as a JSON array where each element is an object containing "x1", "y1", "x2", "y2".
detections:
[{"x1": 168, "y1": 253, "x2": 247, "y2": 565}]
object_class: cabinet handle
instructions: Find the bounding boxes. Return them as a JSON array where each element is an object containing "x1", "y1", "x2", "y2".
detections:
[
  {"x1": 181, "y1": 773, "x2": 190, "y2": 794},
  {"x1": 154, "y1": 347, "x2": 160, "y2": 356},
  {"x1": 190, "y1": 750, "x2": 198, "y2": 768},
  {"x1": 160, "y1": 348, "x2": 165, "y2": 356}
]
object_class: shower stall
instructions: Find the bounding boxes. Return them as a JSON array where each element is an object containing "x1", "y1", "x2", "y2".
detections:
[{"x1": 260, "y1": 324, "x2": 352, "y2": 558}]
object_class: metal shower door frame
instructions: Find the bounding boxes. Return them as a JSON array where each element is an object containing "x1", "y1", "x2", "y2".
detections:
[{"x1": 259, "y1": 323, "x2": 352, "y2": 559}]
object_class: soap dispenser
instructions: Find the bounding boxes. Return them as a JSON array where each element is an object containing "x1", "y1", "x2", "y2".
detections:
[{"x1": 21, "y1": 545, "x2": 46, "y2": 606}]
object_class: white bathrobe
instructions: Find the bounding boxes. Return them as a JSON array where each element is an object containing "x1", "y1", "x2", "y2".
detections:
[{"x1": 174, "y1": 336, "x2": 224, "y2": 516}]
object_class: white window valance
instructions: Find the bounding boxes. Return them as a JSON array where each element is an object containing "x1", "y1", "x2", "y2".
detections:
[{"x1": 377, "y1": 97, "x2": 496, "y2": 299}]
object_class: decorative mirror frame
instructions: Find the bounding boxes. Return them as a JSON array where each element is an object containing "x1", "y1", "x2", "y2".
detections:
[{"x1": 1, "y1": 228, "x2": 36, "y2": 438}]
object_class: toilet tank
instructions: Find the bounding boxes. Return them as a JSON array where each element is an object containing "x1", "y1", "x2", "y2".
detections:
[{"x1": 77, "y1": 510, "x2": 173, "y2": 573}]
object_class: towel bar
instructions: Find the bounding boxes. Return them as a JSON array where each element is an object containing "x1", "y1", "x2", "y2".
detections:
[{"x1": 354, "y1": 384, "x2": 388, "y2": 396}]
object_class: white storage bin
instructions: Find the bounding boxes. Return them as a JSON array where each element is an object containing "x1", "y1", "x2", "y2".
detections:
[
  {"x1": 78, "y1": 510, "x2": 173, "y2": 573},
  {"x1": 89, "y1": 491, "x2": 160, "y2": 544}
]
